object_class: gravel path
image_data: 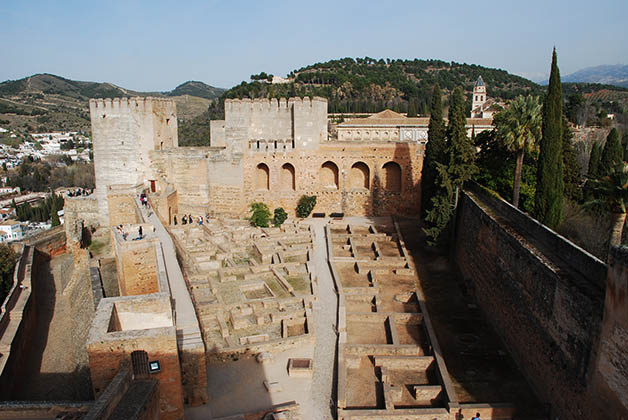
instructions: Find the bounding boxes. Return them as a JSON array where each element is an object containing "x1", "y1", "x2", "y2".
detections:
[{"x1": 307, "y1": 219, "x2": 338, "y2": 420}]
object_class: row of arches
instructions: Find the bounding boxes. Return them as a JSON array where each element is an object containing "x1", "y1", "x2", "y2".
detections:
[{"x1": 254, "y1": 160, "x2": 402, "y2": 192}]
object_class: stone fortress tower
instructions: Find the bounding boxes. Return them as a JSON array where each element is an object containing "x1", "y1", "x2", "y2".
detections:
[{"x1": 89, "y1": 97, "x2": 178, "y2": 225}]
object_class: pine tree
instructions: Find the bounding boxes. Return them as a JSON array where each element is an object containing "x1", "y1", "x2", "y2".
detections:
[
  {"x1": 420, "y1": 83, "x2": 446, "y2": 218},
  {"x1": 600, "y1": 128, "x2": 624, "y2": 175},
  {"x1": 562, "y1": 115, "x2": 582, "y2": 202},
  {"x1": 534, "y1": 48, "x2": 564, "y2": 229}
]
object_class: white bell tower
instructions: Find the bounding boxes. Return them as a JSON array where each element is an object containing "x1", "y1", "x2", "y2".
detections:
[{"x1": 471, "y1": 76, "x2": 487, "y2": 117}]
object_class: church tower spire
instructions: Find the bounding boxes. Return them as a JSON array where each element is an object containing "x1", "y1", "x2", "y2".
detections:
[{"x1": 471, "y1": 76, "x2": 487, "y2": 118}]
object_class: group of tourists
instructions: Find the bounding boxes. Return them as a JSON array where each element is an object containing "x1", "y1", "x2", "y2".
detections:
[
  {"x1": 173, "y1": 214, "x2": 210, "y2": 226},
  {"x1": 66, "y1": 188, "x2": 92, "y2": 197},
  {"x1": 115, "y1": 224, "x2": 144, "y2": 241}
]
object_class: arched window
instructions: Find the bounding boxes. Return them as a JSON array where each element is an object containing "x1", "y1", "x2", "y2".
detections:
[
  {"x1": 382, "y1": 161, "x2": 402, "y2": 192},
  {"x1": 320, "y1": 161, "x2": 339, "y2": 189},
  {"x1": 281, "y1": 163, "x2": 296, "y2": 191},
  {"x1": 255, "y1": 163, "x2": 270, "y2": 190},
  {"x1": 350, "y1": 162, "x2": 370, "y2": 189}
]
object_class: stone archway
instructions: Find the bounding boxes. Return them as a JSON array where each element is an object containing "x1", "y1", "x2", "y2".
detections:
[
  {"x1": 350, "y1": 162, "x2": 370, "y2": 189},
  {"x1": 255, "y1": 163, "x2": 270, "y2": 190},
  {"x1": 281, "y1": 163, "x2": 296, "y2": 191},
  {"x1": 382, "y1": 161, "x2": 402, "y2": 192},
  {"x1": 320, "y1": 161, "x2": 339, "y2": 189}
]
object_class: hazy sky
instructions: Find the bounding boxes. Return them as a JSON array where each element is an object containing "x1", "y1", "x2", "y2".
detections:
[{"x1": 1, "y1": 0, "x2": 626, "y2": 91}]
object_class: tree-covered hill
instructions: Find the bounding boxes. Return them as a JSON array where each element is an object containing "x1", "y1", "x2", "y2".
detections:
[{"x1": 221, "y1": 57, "x2": 544, "y2": 115}]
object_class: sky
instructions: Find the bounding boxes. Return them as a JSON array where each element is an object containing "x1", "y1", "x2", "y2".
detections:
[{"x1": 1, "y1": 0, "x2": 627, "y2": 91}]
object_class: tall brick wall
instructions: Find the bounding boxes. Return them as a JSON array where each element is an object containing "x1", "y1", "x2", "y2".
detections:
[{"x1": 453, "y1": 188, "x2": 621, "y2": 419}]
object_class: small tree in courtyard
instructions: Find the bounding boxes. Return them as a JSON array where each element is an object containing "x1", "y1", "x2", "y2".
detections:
[
  {"x1": 273, "y1": 207, "x2": 288, "y2": 227},
  {"x1": 249, "y1": 202, "x2": 271, "y2": 227},
  {"x1": 296, "y1": 195, "x2": 316, "y2": 218}
]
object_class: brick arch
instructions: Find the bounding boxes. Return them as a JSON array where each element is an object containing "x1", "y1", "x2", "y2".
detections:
[
  {"x1": 281, "y1": 163, "x2": 296, "y2": 191},
  {"x1": 255, "y1": 163, "x2": 270, "y2": 190},
  {"x1": 382, "y1": 161, "x2": 402, "y2": 192},
  {"x1": 320, "y1": 161, "x2": 339, "y2": 189},
  {"x1": 350, "y1": 162, "x2": 370, "y2": 189}
]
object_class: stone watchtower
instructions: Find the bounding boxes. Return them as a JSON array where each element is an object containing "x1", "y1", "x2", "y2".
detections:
[
  {"x1": 471, "y1": 76, "x2": 487, "y2": 118},
  {"x1": 89, "y1": 97, "x2": 178, "y2": 225}
]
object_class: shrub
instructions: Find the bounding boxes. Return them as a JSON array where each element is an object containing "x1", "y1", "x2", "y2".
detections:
[
  {"x1": 273, "y1": 207, "x2": 288, "y2": 227},
  {"x1": 296, "y1": 195, "x2": 317, "y2": 218},
  {"x1": 249, "y1": 202, "x2": 271, "y2": 227}
]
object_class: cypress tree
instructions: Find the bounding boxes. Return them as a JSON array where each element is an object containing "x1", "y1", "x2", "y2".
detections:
[
  {"x1": 420, "y1": 83, "x2": 446, "y2": 218},
  {"x1": 407, "y1": 100, "x2": 417, "y2": 117},
  {"x1": 445, "y1": 87, "x2": 477, "y2": 187},
  {"x1": 588, "y1": 143, "x2": 602, "y2": 178},
  {"x1": 423, "y1": 87, "x2": 477, "y2": 245},
  {"x1": 534, "y1": 48, "x2": 564, "y2": 229},
  {"x1": 51, "y1": 201, "x2": 60, "y2": 227},
  {"x1": 562, "y1": 115, "x2": 582, "y2": 202},
  {"x1": 584, "y1": 143, "x2": 602, "y2": 202},
  {"x1": 600, "y1": 128, "x2": 624, "y2": 175}
]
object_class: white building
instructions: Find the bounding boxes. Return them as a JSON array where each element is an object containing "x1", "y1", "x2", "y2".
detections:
[{"x1": 0, "y1": 219, "x2": 23, "y2": 242}]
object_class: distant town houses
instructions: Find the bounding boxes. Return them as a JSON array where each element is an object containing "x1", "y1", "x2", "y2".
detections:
[
  {"x1": 0, "y1": 130, "x2": 92, "y2": 169},
  {"x1": 0, "y1": 219, "x2": 23, "y2": 242}
]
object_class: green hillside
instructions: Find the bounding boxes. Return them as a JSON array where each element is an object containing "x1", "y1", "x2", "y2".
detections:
[{"x1": 222, "y1": 57, "x2": 544, "y2": 115}]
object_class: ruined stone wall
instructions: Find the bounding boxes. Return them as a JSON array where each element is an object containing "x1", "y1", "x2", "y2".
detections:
[
  {"x1": 114, "y1": 237, "x2": 160, "y2": 296},
  {"x1": 25, "y1": 225, "x2": 66, "y2": 257},
  {"x1": 242, "y1": 141, "x2": 424, "y2": 217},
  {"x1": 453, "y1": 188, "x2": 616, "y2": 419},
  {"x1": 87, "y1": 295, "x2": 183, "y2": 420},
  {"x1": 107, "y1": 192, "x2": 141, "y2": 227},
  {"x1": 150, "y1": 147, "x2": 244, "y2": 218},
  {"x1": 87, "y1": 329, "x2": 182, "y2": 420},
  {"x1": 0, "y1": 246, "x2": 35, "y2": 398},
  {"x1": 64, "y1": 196, "x2": 99, "y2": 231},
  {"x1": 90, "y1": 97, "x2": 177, "y2": 225}
]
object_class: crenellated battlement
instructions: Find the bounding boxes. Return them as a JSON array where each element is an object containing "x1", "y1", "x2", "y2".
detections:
[
  {"x1": 224, "y1": 96, "x2": 327, "y2": 115},
  {"x1": 89, "y1": 96, "x2": 177, "y2": 114}
]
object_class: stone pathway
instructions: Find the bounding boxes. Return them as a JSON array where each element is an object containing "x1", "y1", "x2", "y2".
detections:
[
  {"x1": 139, "y1": 202, "x2": 199, "y2": 331},
  {"x1": 306, "y1": 218, "x2": 338, "y2": 420}
]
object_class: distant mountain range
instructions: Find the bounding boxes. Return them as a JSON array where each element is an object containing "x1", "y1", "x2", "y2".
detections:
[
  {"x1": 539, "y1": 64, "x2": 628, "y2": 88},
  {"x1": 0, "y1": 73, "x2": 225, "y2": 134}
]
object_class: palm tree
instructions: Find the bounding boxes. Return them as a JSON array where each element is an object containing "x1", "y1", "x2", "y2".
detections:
[
  {"x1": 586, "y1": 162, "x2": 628, "y2": 251},
  {"x1": 493, "y1": 95, "x2": 542, "y2": 208}
]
